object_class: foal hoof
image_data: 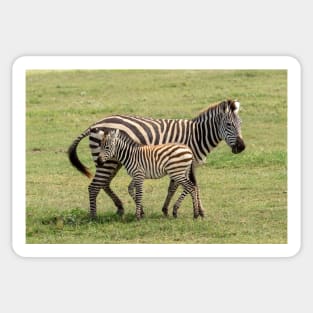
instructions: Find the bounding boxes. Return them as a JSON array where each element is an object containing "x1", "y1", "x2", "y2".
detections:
[{"x1": 136, "y1": 212, "x2": 142, "y2": 221}]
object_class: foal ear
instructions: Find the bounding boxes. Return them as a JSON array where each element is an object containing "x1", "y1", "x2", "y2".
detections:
[
  {"x1": 108, "y1": 129, "x2": 118, "y2": 137},
  {"x1": 221, "y1": 100, "x2": 230, "y2": 114}
]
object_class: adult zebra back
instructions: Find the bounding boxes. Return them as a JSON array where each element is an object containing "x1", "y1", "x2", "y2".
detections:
[
  {"x1": 68, "y1": 99, "x2": 245, "y2": 218},
  {"x1": 98, "y1": 129, "x2": 202, "y2": 219}
]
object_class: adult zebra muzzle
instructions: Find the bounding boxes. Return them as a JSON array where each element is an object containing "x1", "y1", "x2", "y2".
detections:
[{"x1": 231, "y1": 137, "x2": 245, "y2": 154}]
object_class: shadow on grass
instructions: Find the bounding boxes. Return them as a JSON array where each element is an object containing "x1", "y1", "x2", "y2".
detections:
[{"x1": 40, "y1": 208, "x2": 169, "y2": 226}]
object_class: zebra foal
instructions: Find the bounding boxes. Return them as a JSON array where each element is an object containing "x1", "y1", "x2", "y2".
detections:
[{"x1": 97, "y1": 129, "x2": 203, "y2": 220}]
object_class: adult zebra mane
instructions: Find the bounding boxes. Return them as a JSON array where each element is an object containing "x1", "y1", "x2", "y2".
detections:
[{"x1": 193, "y1": 99, "x2": 238, "y2": 121}]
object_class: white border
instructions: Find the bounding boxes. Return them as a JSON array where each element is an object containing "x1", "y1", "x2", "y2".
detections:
[{"x1": 12, "y1": 56, "x2": 301, "y2": 258}]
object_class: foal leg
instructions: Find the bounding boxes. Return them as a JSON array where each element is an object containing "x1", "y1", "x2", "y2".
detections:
[
  {"x1": 134, "y1": 174, "x2": 145, "y2": 220},
  {"x1": 172, "y1": 189, "x2": 188, "y2": 218},
  {"x1": 161, "y1": 179, "x2": 179, "y2": 216},
  {"x1": 128, "y1": 179, "x2": 144, "y2": 217}
]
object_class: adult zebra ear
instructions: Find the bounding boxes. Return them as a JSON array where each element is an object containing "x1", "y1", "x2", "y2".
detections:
[
  {"x1": 233, "y1": 100, "x2": 240, "y2": 114},
  {"x1": 228, "y1": 99, "x2": 240, "y2": 114}
]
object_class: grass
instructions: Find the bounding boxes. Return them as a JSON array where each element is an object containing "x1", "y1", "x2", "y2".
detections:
[{"x1": 26, "y1": 69, "x2": 287, "y2": 244}]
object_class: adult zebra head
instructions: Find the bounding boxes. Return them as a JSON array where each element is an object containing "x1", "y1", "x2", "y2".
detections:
[{"x1": 218, "y1": 100, "x2": 245, "y2": 154}]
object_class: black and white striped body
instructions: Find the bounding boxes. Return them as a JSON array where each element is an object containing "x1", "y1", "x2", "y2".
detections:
[
  {"x1": 68, "y1": 99, "x2": 245, "y2": 218},
  {"x1": 98, "y1": 129, "x2": 202, "y2": 219}
]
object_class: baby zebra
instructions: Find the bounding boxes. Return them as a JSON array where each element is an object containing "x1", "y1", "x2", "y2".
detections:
[{"x1": 97, "y1": 129, "x2": 204, "y2": 220}]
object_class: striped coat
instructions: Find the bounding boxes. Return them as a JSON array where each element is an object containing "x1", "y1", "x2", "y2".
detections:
[{"x1": 98, "y1": 129, "x2": 202, "y2": 219}]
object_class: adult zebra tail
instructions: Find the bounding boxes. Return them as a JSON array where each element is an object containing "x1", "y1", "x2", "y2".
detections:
[{"x1": 68, "y1": 128, "x2": 93, "y2": 179}]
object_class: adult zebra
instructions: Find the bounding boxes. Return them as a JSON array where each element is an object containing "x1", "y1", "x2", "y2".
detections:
[
  {"x1": 98, "y1": 129, "x2": 202, "y2": 219},
  {"x1": 68, "y1": 99, "x2": 245, "y2": 218}
]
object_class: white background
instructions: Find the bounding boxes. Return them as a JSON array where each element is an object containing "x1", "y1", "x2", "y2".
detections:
[{"x1": 1, "y1": 1, "x2": 310, "y2": 312}]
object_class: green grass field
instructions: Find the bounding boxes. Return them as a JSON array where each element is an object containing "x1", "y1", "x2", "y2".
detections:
[{"x1": 26, "y1": 69, "x2": 287, "y2": 244}]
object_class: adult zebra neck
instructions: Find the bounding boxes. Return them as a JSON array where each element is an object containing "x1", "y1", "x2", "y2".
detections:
[{"x1": 190, "y1": 108, "x2": 222, "y2": 163}]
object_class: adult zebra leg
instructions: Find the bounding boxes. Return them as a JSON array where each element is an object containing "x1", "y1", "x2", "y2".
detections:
[
  {"x1": 188, "y1": 163, "x2": 204, "y2": 218},
  {"x1": 93, "y1": 160, "x2": 125, "y2": 216},
  {"x1": 191, "y1": 187, "x2": 200, "y2": 219},
  {"x1": 88, "y1": 182, "x2": 101, "y2": 219},
  {"x1": 103, "y1": 161, "x2": 125, "y2": 216},
  {"x1": 196, "y1": 186, "x2": 204, "y2": 217},
  {"x1": 161, "y1": 179, "x2": 179, "y2": 216},
  {"x1": 128, "y1": 179, "x2": 144, "y2": 217}
]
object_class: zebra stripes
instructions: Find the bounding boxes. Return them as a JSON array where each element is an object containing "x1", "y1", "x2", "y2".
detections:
[
  {"x1": 68, "y1": 99, "x2": 245, "y2": 218},
  {"x1": 68, "y1": 127, "x2": 92, "y2": 179},
  {"x1": 98, "y1": 129, "x2": 203, "y2": 219}
]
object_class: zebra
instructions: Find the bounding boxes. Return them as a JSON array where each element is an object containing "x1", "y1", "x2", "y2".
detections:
[
  {"x1": 68, "y1": 99, "x2": 245, "y2": 218},
  {"x1": 97, "y1": 129, "x2": 202, "y2": 219}
]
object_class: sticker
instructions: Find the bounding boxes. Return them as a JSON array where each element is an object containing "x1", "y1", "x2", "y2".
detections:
[{"x1": 12, "y1": 56, "x2": 301, "y2": 257}]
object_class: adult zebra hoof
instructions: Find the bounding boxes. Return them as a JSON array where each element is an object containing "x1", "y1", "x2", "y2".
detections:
[
  {"x1": 116, "y1": 208, "x2": 124, "y2": 216},
  {"x1": 162, "y1": 207, "x2": 169, "y2": 217},
  {"x1": 89, "y1": 212, "x2": 97, "y2": 220}
]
